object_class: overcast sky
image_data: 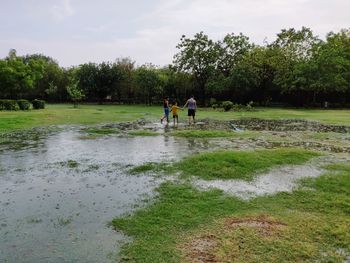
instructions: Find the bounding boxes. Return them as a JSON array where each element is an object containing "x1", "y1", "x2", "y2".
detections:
[{"x1": 0, "y1": 0, "x2": 349, "y2": 67}]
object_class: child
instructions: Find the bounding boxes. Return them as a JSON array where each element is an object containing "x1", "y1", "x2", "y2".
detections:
[
  {"x1": 160, "y1": 96, "x2": 170, "y2": 124},
  {"x1": 170, "y1": 101, "x2": 181, "y2": 126}
]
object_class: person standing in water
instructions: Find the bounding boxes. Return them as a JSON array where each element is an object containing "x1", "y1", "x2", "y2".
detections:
[
  {"x1": 170, "y1": 101, "x2": 181, "y2": 126},
  {"x1": 183, "y1": 95, "x2": 197, "y2": 125},
  {"x1": 161, "y1": 96, "x2": 170, "y2": 124}
]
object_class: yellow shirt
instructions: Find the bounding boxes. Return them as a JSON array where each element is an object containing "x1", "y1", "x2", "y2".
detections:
[{"x1": 171, "y1": 105, "x2": 180, "y2": 115}]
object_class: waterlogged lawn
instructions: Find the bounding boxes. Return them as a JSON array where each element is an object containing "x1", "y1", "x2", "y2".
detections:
[
  {"x1": 176, "y1": 149, "x2": 321, "y2": 180},
  {"x1": 112, "y1": 164, "x2": 350, "y2": 263},
  {"x1": 131, "y1": 149, "x2": 321, "y2": 181},
  {"x1": 1, "y1": 104, "x2": 350, "y2": 132}
]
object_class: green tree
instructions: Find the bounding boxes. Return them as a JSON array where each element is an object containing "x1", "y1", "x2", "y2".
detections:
[
  {"x1": 0, "y1": 50, "x2": 37, "y2": 99},
  {"x1": 173, "y1": 32, "x2": 218, "y2": 104},
  {"x1": 216, "y1": 33, "x2": 253, "y2": 77},
  {"x1": 134, "y1": 65, "x2": 162, "y2": 105},
  {"x1": 66, "y1": 78, "x2": 85, "y2": 108}
]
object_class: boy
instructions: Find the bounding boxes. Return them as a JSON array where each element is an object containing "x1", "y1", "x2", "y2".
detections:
[{"x1": 170, "y1": 101, "x2": 181, "y2": 126}]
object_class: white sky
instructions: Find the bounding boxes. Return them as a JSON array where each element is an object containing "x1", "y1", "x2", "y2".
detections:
[{"x1": 0, "y1": 0, "x2": 349, "y2": 67}]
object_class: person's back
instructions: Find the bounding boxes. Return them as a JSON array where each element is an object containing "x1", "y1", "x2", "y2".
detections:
[
  {"x1": 187, "y1": 98, "x2": 196, "y2": 110},
  {"x1": 184, "y1": 96, "x2": 197, "y2": 124}
]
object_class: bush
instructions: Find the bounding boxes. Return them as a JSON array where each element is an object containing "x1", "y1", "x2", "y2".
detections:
[
  {"x1": 222, "y1": 101, "x2": 234, "y2": 111},
  {"x1": 17, "y1": 99, "x2": 31, "y2": 110},
  {"x1": 0, "y1": 100, "x2": 19, "y2": 111},
  {"x1": 32, "y1": 99, "x2": 45, "y2": 109},
  {"x1": 209, "y1": 97, "x2": 217, "y2": 106},
  {"x1": 212, "y1": 103, "x2": 218, "y2": 110}
]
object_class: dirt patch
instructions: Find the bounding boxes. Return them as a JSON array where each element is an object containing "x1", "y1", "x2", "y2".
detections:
[
  {"x1": 224, "y1": 215, "x2": 286, "y2": 237},
  {"x1": 179, "y1": 234, "x2": 218, "y2": 263},
  {"x1": 179, "y1": 215, "x2": 286, "y2": 263}
]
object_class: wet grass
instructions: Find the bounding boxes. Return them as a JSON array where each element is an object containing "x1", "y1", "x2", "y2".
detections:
[
  {"x1": 171, "y1": 130, "x2": 257, "y2": 138},
  {"x1": 128, "y1": 130, "x2": 159, "y2": 136},
  {"x1": 85, "y1": 127, "x2": 119, "y2": 135},
  {"x1": 58, "y1": 160, "x2": 79, "y2": 168},
  {"x1": 128, "y1": 162, "x2": 167, "y2": 174},
  {"x1": 79, "y1": 127, "x2": 120, "y2": 140},
  {"x1": 160, "y1": 149, "x2": 320, "y2": 181},
  {"x1": 1, "y1": 104, "x2": 350, "y2": 132},
  {"x1": 112, "y1": 164, "x2": 350, "y2": 263}
]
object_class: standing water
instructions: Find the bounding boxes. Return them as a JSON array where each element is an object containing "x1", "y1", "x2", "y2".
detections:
[{"x1": 0, "y1": 126, "x2": 209, "y2": 263}]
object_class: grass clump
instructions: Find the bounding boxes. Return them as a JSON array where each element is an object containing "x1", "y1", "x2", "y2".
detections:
[
  {"x1": 129, "y1": 162, "x2": 167, "y2": 175},
  {"x1": 86, "y1": 127, "x2": 119, "y2": 135},
  {"x1": 129, "y1": 130, "x2": 159, "y2": 136},
  {"x1": 112, "y1": 164, "x2": 350, "y2": 263},
  {"x1": 58, "y1": 160, "x2": 79, "y2": 168},
  {"x1": 175, "y1": 148, "x2": 321, "y2": 181},
  {"x1": 79, "y1": 127, "x2": 119, "y2": 139}
]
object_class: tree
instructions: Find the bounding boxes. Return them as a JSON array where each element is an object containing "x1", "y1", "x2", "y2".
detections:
[
  {"x1": 271, "y1": 27, "x2": 320, "y2": 94},
  {"x1": 313, "y1": 29, "x2": 350, "y2": 95},
  {"x1": 173, "y1": 32, "x2": 218, "y2": 104},
  {"x1": 66, "y1": 78, "x2": 85, "y2": 108},
  {"x1": 134, "y1": 65, "x2": 162, "y2": 105},
  {"x1": 0, "y1": 50, "x2": 36, "y2": 99},
  {"x1": 116, "y1": 57, "x2": 136, "y2": 102},
  {"x1": 216, "y1": 33, "x2": 253, "y2": 77}
]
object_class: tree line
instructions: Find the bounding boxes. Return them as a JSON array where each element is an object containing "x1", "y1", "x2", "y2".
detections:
[{"x1": 0, "y1": 27, "x2": 349, "y2": 107}]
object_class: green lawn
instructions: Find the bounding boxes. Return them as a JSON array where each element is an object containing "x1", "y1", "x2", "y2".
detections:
[
  {"x1": 112, "y1": 163, "x2": 350, "y2": 263},
  {"x1": 0, "y1": 104, "x2": 349, "y2": 132}
]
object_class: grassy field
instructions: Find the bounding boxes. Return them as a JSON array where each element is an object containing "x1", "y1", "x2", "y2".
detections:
[
  {"x1": 113, "y1": 161, "x2": 350, "y2": 263},
  {"x1": 0, "y1": 104, "x2": 350, "y2": 132},
  {"x1": 173, "y1": 149, "x2": 321, "y2": 180}
]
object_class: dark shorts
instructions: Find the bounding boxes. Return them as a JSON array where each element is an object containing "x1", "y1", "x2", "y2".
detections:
[
  {"x1": 164, "y1": 108, "x2": 169, "y2": 116},
  {"x1": 173, "y1": 114, "x2": 178, "y2": 119},
  {"x1": 188, "y1": 109, "x2": 195, "y2": 117}
]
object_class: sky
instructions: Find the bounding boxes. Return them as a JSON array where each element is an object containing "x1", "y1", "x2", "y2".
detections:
[{"x1": 0, "y1": 0, "x2": 349, "y2": 67}]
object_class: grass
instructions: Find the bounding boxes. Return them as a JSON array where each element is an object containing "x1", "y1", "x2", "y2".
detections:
[
  {"x1": 79, "y1": 127, "x2": 120, "y2": 139},
  {"x1": 128, "y1": 130, "x2": 159, "y2": 136},
  {"x1": 128, "y1": 162, "x2": 166, "y2": 174},
  {"x1": 58, "y1": 160, "x2": 79, "y2": 168},
  {"x1": 173, "y1": 148, "x2": 321, "y2": 180},
  {"x1": 171, "y1": 130, "x2": 257, "y2": 138},
  {"x1": 112, "y1": 164, "x2": 350, "y2": 263},
  {"x1": 1, "y1": 104, "x2": 349, "y2": 132},
  {"x1": 85, "y1": 127, "x2": 119, "y2": 135}
]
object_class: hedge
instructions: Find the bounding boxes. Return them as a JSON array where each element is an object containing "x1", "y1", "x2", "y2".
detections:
[
  {"x1": 32, "y1": 99, "x2": 46, "y2": 109},
  {"x1": 0, "y1": 100, "x2": 19, "y2": 110},
  {"x1": 17, "y1": 99, "x2": 31, "y2": 110}
]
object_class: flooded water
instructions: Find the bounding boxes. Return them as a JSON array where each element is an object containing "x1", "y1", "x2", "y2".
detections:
[{"x1": 0, "y1": 125, "x2": 210, "y2": 263}]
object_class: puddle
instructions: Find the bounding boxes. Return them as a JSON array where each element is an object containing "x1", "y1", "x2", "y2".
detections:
[
  {"x1": 193, "y1": 161, "x2": 326, "y2": 200},
  {"x1": 1, "y1": 122, "x2": 348, "y2": 262},
  {"x1": 0, "y1": 126, "x2": 212, "y2": 263}
]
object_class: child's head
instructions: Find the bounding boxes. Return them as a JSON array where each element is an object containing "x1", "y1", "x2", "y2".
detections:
[{"x1": 174, "y1": 100, "x2": 178, "y2": 106}]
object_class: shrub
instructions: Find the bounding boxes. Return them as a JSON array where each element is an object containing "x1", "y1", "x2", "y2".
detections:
[
  {"x1": 17, "y1": 99, "x2": 31, "y2": 110},
  {"x1": 209, "y1": 97, "x2": 217, "y2": 106},
  {"x1": 32, "y1": 99, "x2": 45, "y2": 109},
  {"x1": 0, "y1": 100, "x2": 19, "y2": 110},
  {"x1": 212, "y1": 103, "x2": 218, "y2": 110},
  {"x1": 222, "y1": 101, "x2": 234, "y2": 111}
]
